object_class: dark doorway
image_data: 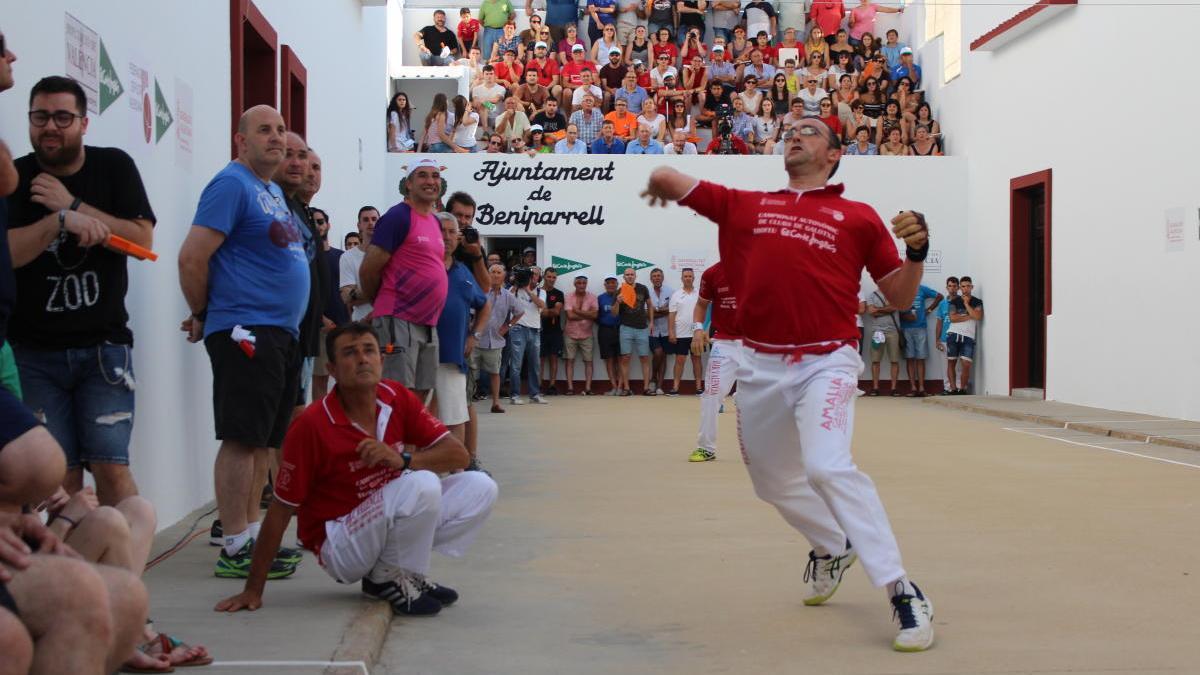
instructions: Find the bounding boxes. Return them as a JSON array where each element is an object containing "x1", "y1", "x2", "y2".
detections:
[
  {"x1": 1010, "y1": 170, "x2": 1052, "y2": 395},
  {"x1": 230, "y1": 0, "x2": 278, "y2": 158},
  {"x1": 485, "y1": 236, "x2": 539, "y2": 270}
]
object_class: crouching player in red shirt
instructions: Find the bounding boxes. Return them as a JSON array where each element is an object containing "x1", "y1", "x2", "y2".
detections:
[{"x1": 215, "y1": 322, "x2": 498, "y2": 617}]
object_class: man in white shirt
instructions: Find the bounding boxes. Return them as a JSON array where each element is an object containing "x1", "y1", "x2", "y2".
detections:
[
  {"x1": 664, "y1": 129, "x2": 698, "y2": 155},
  {"x1": 553, "y1": 123, "x2": 589, "y2": 154},
  {"x1": 471, "y1": 65, "x2": 508, "y2": 131},
  {"x1": 666, "y1": 268, "x2": 701, "y2": 395},
  {"x1": 569, "y1": 69, "x2": 604, "y2": 112},
  {"x1": 339, "y1": 205, "x2": 381, "y2": 321}
]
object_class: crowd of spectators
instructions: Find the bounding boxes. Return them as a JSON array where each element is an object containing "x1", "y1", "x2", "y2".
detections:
[{"x1": 391, "y1": 1, "x2": 945, "y2": 156}]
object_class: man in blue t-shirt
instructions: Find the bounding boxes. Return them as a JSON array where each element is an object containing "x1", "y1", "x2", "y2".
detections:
[
  {"x1": 933, "y1": 276, "x2": 958, "y2": 394},
  {"x1": 595, "y1": 276, "x2": 622, "y2": 394},
  {"x1": 899, "y1": 283, "x2": 942, "y2": 396},
  {"x1": 178, "y1": 104, "x2": 309, "y2": 579}
]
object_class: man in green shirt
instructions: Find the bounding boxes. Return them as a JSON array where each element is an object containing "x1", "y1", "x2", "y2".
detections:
[{"x1": 479, "y1": 0, "x2": 516, "y2": 66}]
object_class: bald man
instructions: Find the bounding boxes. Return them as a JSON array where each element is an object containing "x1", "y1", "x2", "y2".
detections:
[{"x1": 178, "y1": 105, "x2": 308, "y2": 579}]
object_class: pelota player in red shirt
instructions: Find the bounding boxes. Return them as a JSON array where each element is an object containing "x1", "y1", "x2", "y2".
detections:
[
  {"x1": 215, "y1": 323, "x2": 498, "y2": 617},
  {"x1": 688, "y1": 261, "x2": 743, "y2": 463},
  {"x1": 641, "y1": 117, "x2": 936, "y2": 652}
]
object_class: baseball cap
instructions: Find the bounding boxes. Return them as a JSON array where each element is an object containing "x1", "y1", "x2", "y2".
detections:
[
  {"x1": 535, "y1": 40, "x2": 548, "y2": 49},
  {"x1": 403, "y1": 156, "x2": 441, "y2": 178},
  {"x1": 529, "y1": 123, "x2": 544, "y2": 131},
  {"x1": 571, "y1": 43, "x2": 584, "y2": 52},
  {"x1": 609, "y1": 46, "x2": 622, "y2": 55},
  {"x1": 523, "y1": 246, "x2": 536, "y2": 254},
  {"x1": 712, "y1": 45, "x2": 724, "y2": 52},
  {"x1": 633, "y1": 58, "x2": 644, "y2": 66},
  {"x1": 900, "y1": 47, "x2": 913, "y2": 55}
]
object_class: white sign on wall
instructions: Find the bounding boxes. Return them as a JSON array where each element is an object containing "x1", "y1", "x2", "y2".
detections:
[
  {"x1": 925, "y1": 248, "x2": 942, "y2": 272},
  {"x1": 174, "y1": 78, "x2": 193, "y2": 169},
  {"x1": 64, "y1": 13, "x2": 99, "y2": 114},
  {"x1": 1165, "y1": 207, "x2": 1185, "y2": 253}
]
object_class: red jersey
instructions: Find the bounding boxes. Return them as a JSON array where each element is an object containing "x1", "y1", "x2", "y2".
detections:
[
  {"x1": 698, "y1": 262, "x2": 742, "y2": 339},
  {"x1": 274, "y1": 381, "x2": 449, "y2": 557},
  {"x1": 526, "y1": 58, "x2": 560, "y2": 88},
  {"x1": 680, "y1": 181, "x2": 901, "y2": 354},
  {"x1": 458, "y1": 18, "x2": 482, "y2": 48},
  {"x1": 561, "y1": 60, "x2": 598, "y2": 86},
  {"x1": 494, "y1": 60, "x2": 524, "y2": 85}
]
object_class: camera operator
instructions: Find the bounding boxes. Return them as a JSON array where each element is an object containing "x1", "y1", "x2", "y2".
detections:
[
  {"x1": 704, "y1": 101, "x2": 750, "y2": 154},
  {"x1": 507, "y1": 266, "x2": 549, "y2": 404}
]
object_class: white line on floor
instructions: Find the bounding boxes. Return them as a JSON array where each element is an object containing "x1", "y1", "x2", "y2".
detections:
[
  {"x1": 1072, "y1": 419, "x2": 1181, "y2": 424},
  {"x1": 1001, "y1": 428, "x2": 1200, "y2": 470},
  {"x1": 209, "y1": 661, "x2": 368, "y2": 673}
]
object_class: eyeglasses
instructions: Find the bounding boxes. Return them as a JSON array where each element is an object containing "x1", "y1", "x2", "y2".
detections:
[
  {"x1": 820, "y1": 102, "x2": 831, "y2": 107},
  {"x1": 489, "y1": 139, "x2": 503, "y2": 145},
  {"x1": 0, "y1": 34, "x2": 6, "y2": 56},
  {"x1": 807, "y1": 80, "x2": 817, "y2": 85},
  {"x1": 658, "y1": 56, "x2": 669, "y2": 60},
  {"x1": 313, "y1": 218, "x2": 327, "y2": 226},
  {"x1": 781, "y1": 125, "x2": 822, "y2": 140},
  {"x1": 539, "y1": 30, "x2": 550, "y2": 34},
  {"x1": 28, "y1": 110, "x2": 84, "y2": 128}
]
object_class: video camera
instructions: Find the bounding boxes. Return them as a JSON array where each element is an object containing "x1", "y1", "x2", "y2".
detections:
[
  {"x1": 511, "y1": 265, "x2": 534, "y2": 288},
  {"x1": 714, "y1": 102, "x2": 737, "y2": 155}
]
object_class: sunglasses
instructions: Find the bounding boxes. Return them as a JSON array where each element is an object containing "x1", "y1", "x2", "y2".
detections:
[
  {"x1": 489, "y1": 139, "x2": 503, "y2": 145},
  {"x1": 28, "y1": 110, "x2": 84, "y2": 128}
]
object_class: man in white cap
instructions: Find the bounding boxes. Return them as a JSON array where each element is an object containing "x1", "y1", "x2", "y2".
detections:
[
  {"x1": 890, "y1": 47, "x2": 921, "y2": 88},
  {"x1": 598, "y1": 46, "x2": 629, "y2": 111},
  {"x1": 707, "y1": 44, "x2": 738, "y2": 91},
  {"x1": 560, "y1": 43, "x2": 598, "y2": 109}
]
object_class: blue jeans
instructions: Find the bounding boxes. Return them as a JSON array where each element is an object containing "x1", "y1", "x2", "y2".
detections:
[
  {"x1": 14, "y1": 343, "x2": 136, "y2": 467},
  {"x1": 419, "y1": 52, "x2": 455, "y2": 66},
  {"x1": 481, "y1": 26, "x2": 505, "y2": 62},
  {"x1": 427, "y1": 141, "x2": 453, "y2": 153},
  {"x1": 712, "y1": 27, "x2": 734, "y2": 44},
  {"x1": 508, "y1": 325, "x2": 542, "y2": 397}
]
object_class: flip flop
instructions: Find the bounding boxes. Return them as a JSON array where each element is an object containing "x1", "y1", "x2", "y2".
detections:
[{"x1": 144, "y1": 634, "x2": 213, "y2": 669}]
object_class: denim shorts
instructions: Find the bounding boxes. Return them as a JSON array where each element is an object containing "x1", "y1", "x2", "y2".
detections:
[
  {"x1": 14, "y1": 342, "x2": 136, "y2": 467},
  {"x1": 946, "y1": 334, "x2": 976, "y2": 361},
  {"x1": 619, "y1": 325, "x2": 651, "y2": 356},
  {"x1": 902, "y1": 327, "x2": 928, "y2": 359}
]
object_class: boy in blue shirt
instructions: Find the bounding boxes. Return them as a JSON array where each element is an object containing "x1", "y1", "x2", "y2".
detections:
[
  {"x1": 899, "y1": 282, "x2": 943, "y2": 396},
  {"x1": 933, "y1": 276, "x2": 958, "y2": 394}
]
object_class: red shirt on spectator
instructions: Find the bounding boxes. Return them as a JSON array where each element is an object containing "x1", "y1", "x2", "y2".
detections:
[
  {"x1": 526, "y1": 57, "x2": 561, "y2": 87},
  {"x1": 679, "y1": 181, "x2": 901, "y2": 351},
  {"x1": 809, "y1": 1, "x2": 846, "y2": 38},
  {"x1": 562, "y1": 59, "x2": 599, "y2": 87},
  {"x1": 636, "y1": 70, "x2": 653, "y2": 88},
  {"x1": 698, "y1": 262, "x2": 742, "y2": 339},
  {"x1": 458, "y1": 18, "x2": 482, "y2": 49},
  {"x1": 274, "y1": 381, "x2": 450, "y2": 558},
  {"x1": 494, "y1": 60, "x2": 525, "y2": 86},
  {"x1": 652, "y1": 42, "x2": 679, "y2": 65},
  {"x1": 819, "y1": 114, "x2": 843, "y2": 137},
  {"x1": 704, "y1": 135, "x2": 750, "y2": 155}
]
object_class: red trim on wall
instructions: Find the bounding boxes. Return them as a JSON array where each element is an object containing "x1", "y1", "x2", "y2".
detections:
[
  {"x1": 1009, "y1": 169, "x2": 1052, "y2": 396},
  {"x1": 280, "y1": 46, "x2": 308, "y2": 138},
  {"x1": 229, "y1": 0, "x2": 278, "y2": 158},
  {"x1": 970, "y1": 0, "x2": 1077, "y2": 52}
]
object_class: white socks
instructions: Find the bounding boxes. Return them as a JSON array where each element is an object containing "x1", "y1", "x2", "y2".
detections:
[
  {"x1": 224, "y1": 529, "x2": 252, "y2": 556},
  {"x1": 367, "y1": 562, "x2": 406, "y2": 584},
  {"x1": 248, "y1": 521, "x2": 261, "y2": 538}
]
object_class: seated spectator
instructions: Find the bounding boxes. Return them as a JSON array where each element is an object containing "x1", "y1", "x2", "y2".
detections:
[
  {"x1": 457, "y1": 7, "x2": 482, "y2": 53},
  {"x1": 590, "y1": 22, "x2": 621, "y2": 63},
  {"x1": 484, "y1": 132, "x2": 507, "y2": 153},
  {"x1": 636, "y1": 98, "x2": 668, "y2": 142},
  {"x1": 798, "y1": 76, "x2": 825, "y2": 117},
  {"x1": 508, "y1": 134, "x2": 530, "y2": 154},
  {"x1": 604, "y1": 97, "x2": 639, "y2": 140},
  {"x1": 418, "y1": 93, "x2": 453, "y2": 152},
  {"x1": 803, "y1": 26, "x2": 829, "y2": 64},
  {"x1": 613, "y1": 70, "x2": 650, "y2": 118},
  {"x1": 859, "y1": 75, "x2": 885, "y2": 117},
  {"x1": 665, "y1": 98, "x2": 697, "y2": 141},
  {"x1": 776, "y1": 27, "x2": 803, "y2": 65},
  {"x1": 801, "y1": 51, "x2": 829, "y2": 92},
  {"x1": 679, "y1": 27, "x2": 708, "y2": 65},
  {"x1": 845, "y1": 99, "x2": 875, "y2": 142},
  {"x1": 857, "y1": 31, "x2": 881, "y2": 62},
  {"x1": 781, "y1": 96, "x2": 808, "y2": 128},
  {"x1": 562, "y1": 276, "x2": 599, "y2": 395},
  {"x1": 740, "y1": 1, "x2": 776, "y2": 47},
  {"x1": 706, "y1": 46, "x2": 738, "y2": 90},
  {"x1": 493, "y1": 49, "x2": 524, "y2": 93},
  {"x1": 861, "y1": 50, "x2": 890, "y2": 88},
  {"x1": 827, "y1": 50, "x2": 858, "y2": 90},
  {"x1": 752, "y1": 31, "x2": 777, "y2": 65},
  {"x1": 515, "y1": 69, "x2": 551, "y2": 119},
  {"x1": 664, "y1": 128, "x2": 698, "y2": 155},
  {"x1": 531, "y1": 97, "x2": 569, "y2": 143},
  {"x1": 879, "y1": 126, "x2": 910, "y2": 155},
  {"x1": 449, "y1": 94, "x2": 481, "y2": 152},
  {"x1": 753, "y1": 98, "x2": 781, "y2": 154},
  {"x1": 524, "y1": 41, "x2": 563, "y2": 107},
  {"x1": 876, "y1": 98, "x2": 906, "y2": 145},
  {"x1": 844, "y1": 125, "x2": 878, "y2": 155},
  {"x1": 829, "y1": 28, "x2": 856, "y2": 62},
  {"x1": 651, "y1": 27, "x2": 679, "y2": 68},
  {"x1": 817, "y1": 97, "x2": 843, "y2": 138},
  {"x1": 681, "y1": 54, "x2": 708, "y2": 107},
  {"x1": 570, "y1": 69, "x2": 604, "y2": 111},
  {"x1": 598, "y1": 47, "x2": 630, "y2": 109},
  {"x1": 737, "y1": 75, "x2": 763, "y2": 115},
  {"x1": 737, "y1": 49, "x2": 776, "y2": 91},
  {"x1": 909, "y1": 124, "x2": 942, "y2": 156},
  {"x1": 387, "y1": 92, "x2": 416, "y2": 152},
  {"x1": 471, "y1": 66, "x2": 507, "y2": 131},
  {"x1": 491, "y1": 21, "x2": 523, "y2": 62},
  {"x1": 894, "y1": 76, "x2": 920, "y2": 121},
  {"x1": 850, "y1": 2, "x2": 904, "y2": 47},
  {"x1": 532, "y1": 24, "x2": 554, "y2": 58},
  {"x1": 625, "y1": 124, "x2": 665, "y2": 154},
  {"x1": 554, "y1": 123, "x2": 589, "y2": 153},
  {"x1": 216, "y1": 324, "x2": 498, "y2": 617},
  {"x1": 625, "y1": 25, "x2": 651, "y2": 66},
  {"x1": 698, "y1": 80, "x2": 732, "y2": 129},
  {"x1": 911, "y1": 101, "x2": 940, "y2": 139},
  {"x1": 633, "y1": 59, "x2": 653, "y2": 88},
  {"x1": 880, "y1": 29, "x2": 906, "y2": 68},
  {"x1": 569, "y1": 94, "x2": 605, "y2": 145},
  {"x1": 456, "y1": 47, "x2": 487, "y2": 88},
  {"x1": 557, "y1": 24, "x2": 586, "y2": 65},
  {"x1": 496, "y1": 95, "x2": 531, "y2": 141},
  {"x1": 526, "y1": 125, "x2": 554, "y2": 153},
  {"x1": 767, "y1": 71, "x2": 791, "y2": 111},
  {"x1": 561, "y1": 44, "x2": 599, "y2": 108},
  {"x1": 416, "y1": 9, "x2": 460, "y2": 66},
  {"x1": 650, "y1": 52, "x2": 679, "y2": 90},
  {"x1": 832, "y1": 74, "x2": 859, "y2": 124},
  {"x1": 726, "y1": 25, "x2": 754, "y2": 63},
  {"x1": 655, "y1": 73, "x2": 687, "y2": 115},
  {"x1": 591, "y1": 120, "x2": 628, "y2": 153},
  {"x1": 778, "y1": 58, "x2": 801, "y2": 93}
]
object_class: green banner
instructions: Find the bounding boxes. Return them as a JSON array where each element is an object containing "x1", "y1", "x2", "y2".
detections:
[
  {"x1": 615, "y1": 254, "x2": 654, "y2": 276},
  {"x1": 98, "y1": 39, "x2": 123, "y2": 114},
  {"x1": 153, "y1": 78, "x2": 173, "y2": 143},
  {"x1": 551, "y1": 256, "x2": 589, "y2": 274}
]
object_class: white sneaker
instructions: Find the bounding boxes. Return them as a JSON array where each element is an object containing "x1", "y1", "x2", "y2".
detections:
[
  {"x1": 802, "y1": 545, "x2": 858, "y2": 606},
  {"x1": 890, "y1": 581, "x2": 934, "y2": 652},
  {"x1": 509, "y1": 396, "x2": 525, "y2": 405},
  {"x1": 531, "y1": 394, "x2": 549, "y2": 404},
  {"x1": 856, "y1": 388, "x2": 866, "y2": 397},
  {"x1": 655, "y1": 387, "x2": 665, "y2": 395}
]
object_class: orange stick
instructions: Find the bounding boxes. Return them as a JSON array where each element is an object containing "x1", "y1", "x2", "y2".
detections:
[{"x1": 106, "y1": 234, "x2": 158, "y2": 261}]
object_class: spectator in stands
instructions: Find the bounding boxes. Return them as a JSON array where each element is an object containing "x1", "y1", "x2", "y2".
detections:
[
  {"x1": 845, "y1": 99, "x2": 874, "y2": 140},
  {"x1": 726, "y1": 25, "x2": 754, "y2": 64},
  {"x1": 519, "y1": 13, "x2": 543, "y2": 52},
  {"x1": 934, "y1": 276, "x2": 958, "y2": 394},
  {"x1": 570, "y1": 69, "x2": 604, "y2": 111},
  {"x1": 776, "y1": 27, "x2": 803, "y2": 62},
  {"x1": 844, "y1": 125, "x2": 877, "y2": 155},
  {"x1": 496, "y1": 94, "x2": 531, "y2": 142},
  {"x1": 818, "y1": 98, "x2": 843, "y2": 138},
  {"x1": 849, "y1": 0, "x2": 904, "y2": 47},
  {"x1": 741, "y1": 0, "x2": 777, "y2": 43},
  {"x1": 509, "y1": 266, "x2": 548, "y2": 404},
  {"x1": 666, "y1": 268, "x2": 701, "y2": 396},
  {"x1": 562, "y1": 44, "x2": 599, "y2": 108},
  {"x1": 525, "y1": 40, "x2": 562, "y2": 103},
  {"x1": 458, "y1": 7, "x2": 482, "y2": 52},
  {"x1": 446, "y1": 95, "x2": 480, "y2": 152},
  {"x1": 737, "y1": 75, "x2": 763, "y2": 114},
  {"x1": 387, "y1": 92, "x2": 416, "y2": 152},
  {"x1": 651, "y1": 27, "x2": 679, "y2": 68},
  {"x1": 615, "y1": 267, "x2": 653, "y2": 396},
  {"x1": 458, "y1": 46, "x2": 487, "y2": 88},
  {"x1": 590, "y1": 21, "x2": 620, "y2": 61},
  {"x1": 753, "y1": 98, "x2": 781, "y2": 154},
  {"x1": 524, "y1": 125, "x2": 552, "y2": 154},
  {"x1": 557, "y1": 25, "x2": 586, "y2": 66},
  {"x1": 340, "y1": 206, "x2": 380, "y2": 323},
  {"x1": 894, "y1": 76, "x2": 919, "y2": 119},
  {"x1": 570, "y1": 94, "x2": 606, "y2": 145},
  {"x1": 810, "y1": 0, "x2": 845, "y2": 43},
  {"x1": 856, "y1": 31, "x2": 880, "y2": 66},
  {"x1": 796, "y1": 75, "x2": 826, "y2": 118},
  {"x1": 707, "y1": 45, "x2": 737, "y2": 91},
  {"x1": 827, "y1": 50, "x2": 857, "y2": 90},
  {"x1": 595, "y1": 277, "x2": 622, "y2": 394},
  {"x1": 881, "y1": 29, "x2": 906, "y2": 67},
  {"x1": 829, "y1": 28, "x2": 855, "y2": 61},
  {"x1": 705, "y1": 128, "x2": 750, "y2": 154},
  {"x1": 417, "y1": 93, "x2": 452, "y2": 153},
  {"x1": 664, "y1": 99, "x2": 694, "y2": 140},
  {"x1": 680, "y1": 27, "x2": 708, "y2": 64},
  {"x1": 752, "y1": 31, "x2": 776, "y2": 66},
  {"x1": 613, "y1": 70, "x2": 650, "y2": 119},
  {"x1": 879, "y1": 126, "x2": 909, "y2": 155},
  {"x1": 535, "y1": 0, "x2": 579, "y2": 45},
  {"x1": 605, "y1": 97, "x2": 639, "y2": 140},
  {"x1": 472, "y1": 66, "x2": 507, "y2": 132},
  {"x1": 491, "y1": 21, "x2": 523, "y2": 62},
  {"x1": 676, "y1": 0, "x2": 705, "y2": 48},
  {"x1": 637, "y1": 98, "x2": 668, "y2": 142},
  {"x1": 494, "y1": 48, "x2": 524, "y2": 93},
  {"x1": 781, "y1": 96, "x2": 807, "y2": 128},
  {"x1": 665, "y1": 128, "x2": 698, "y2": 154},
  {"x1": 613, "y1": 0, "x2": 641, "y2": 43},
  {"x1": 553, "y1": 123, "x2": 589, "y2": 154},
  {"x1": 633, "y1": 59, "x2": 653, "y2": 88},
  {"x1": 832, "y1": 74, "x2": 858, "y2": 125},
  {"x1": 592, "y1": 120, "x2": 627, "y2": 153},
  {"x1": 698, "y1": 80, "x2": 731, "y2": 130},
  {"x1": 946, "y1": 277, "x2": 983, "y2": 394},
  {"x1": 599, "y1": 47, "x2": 629, "y2": 109},
  {"x1": 804, "y1": 26, "x2": 830, "y2": 63},
  {"x1": 866, "y1": 288, "x2": 902, "y2": 395},
  {"x1": 625, "y1": 25, "x2": 651, "y2": 65},
  {"x1": 711, "y1": 0, "x2": 741, "y2": 43},
  {"x1": 681, "y1": 53, "x2": 707, "y2": 106},
  {"x1": 801, "y1": 51, "x2": 829, "y2": 93},
  {"x1": 478, "y1": 264, "x2": 521, "y2": 413},
  {"x1": 738, "y1": 49, "x2": 776, "y2": 91},
  {"x1": 626, "y1": 123, "x2": 666, "y2": 154},
  {"x1": 483, "y1": 133, "x2": 507, "y2": 153},
  {"x1": 911, "y1": 101, "x2": 940, "y2": 140},
  {"x1": 910, "y1": 124, "x2": 942, "y2": 156},
  {"x1": 767, "y1": 71, "x2": 791, "y2": 111},
  {"x1": 650, "y1": 52, "x2": 679, "y2": 91},
  {"x1": 646, "y1": 9, "x2": 676, "y2": 54},
  {"x1": 899, "y1": 283, "x2": 942, "y2": 397},
  {"x1": 876, "y1": 98, "x2": 905, "y2": 145},
  {"x1": 859, "y1": 75, "x2": 885, "y2": 118},
  {"x1": 532, "y1": 98, "x2": 568, "y2": 143},
  {"x1": 480, "y1": 0, "x2": 516, "y2": 65},
  {"x1": 731, "y1": 95, "x2": 757, "y2": 142},
  {"x1": 416, "y1": 10, "x2": 460, "y2": 65}
]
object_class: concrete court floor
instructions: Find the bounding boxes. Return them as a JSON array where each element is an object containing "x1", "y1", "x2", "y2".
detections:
[{"x1": 379, "y1": 394, "x2": 1200, "y2": 675}]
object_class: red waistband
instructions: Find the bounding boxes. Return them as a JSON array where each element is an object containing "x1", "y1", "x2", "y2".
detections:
[{"x1": 742, "y1": 338, "x2": 858, "y2": 364}]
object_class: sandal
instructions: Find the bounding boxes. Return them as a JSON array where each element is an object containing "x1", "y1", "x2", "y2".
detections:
[
  {"x1": 890, "y1": 390, "x2": 903, "y2": 397},
  {"x1": 867, "y1": 389, "x2": 880, "y2": 397},
  {"x1": 140, "y1": 633, "x2": 212, "y2": 669},
  {"x1": 905, "y1": 391, "x2": 918, "y2": 398},
  {"x1": 582, "y1": 389, "x2": 594, "y2": 396}
]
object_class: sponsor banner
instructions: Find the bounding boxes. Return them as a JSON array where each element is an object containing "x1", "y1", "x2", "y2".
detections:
[
  {"x1": 615, "y1": 254, "x2": 654, "y2": 276},
  {"x1": 64, "y1": 13, "x2": 100, "y2": 114},
  {"x1": 98, "y1": 39, "x2": 123, "y2": 114},
  {"x1": 551, "y1": 256, "x2": 589, "y2": 274}
]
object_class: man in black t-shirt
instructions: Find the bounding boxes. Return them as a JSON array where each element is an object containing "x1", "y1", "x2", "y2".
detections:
[
  {"x1": 530, "y1": 98, "x2": 569, "y2": 142},
  {"x1": 416, "y1": 10, "x2": 461, "y2": 66},
  {"x1": 310, "y1": 206, "x2": 348, "y2": 402},
  {"x1": 539, "y1": 267, "x2": 565, "y2": 395},
  {"x1": 7, "y1": 76, "x2": 155, "y2": 507}
]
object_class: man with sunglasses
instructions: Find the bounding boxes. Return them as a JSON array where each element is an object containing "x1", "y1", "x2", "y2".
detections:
[
  {"x1": 7, "y1": 75, "x2": 154, "y2": 508},
  {"x1": 641, "y1": 118, "x2": 936, "y2": 652}
]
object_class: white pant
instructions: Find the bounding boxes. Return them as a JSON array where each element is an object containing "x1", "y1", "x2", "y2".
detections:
[
  {"x1": 696, "y1": 339, "x2": 742, "y2": 453},
  {"x1": 319, "y1": 470, "x2": 498, "y2": 583},
  {"x1": 735, "y1": 345, "x2": 906, "y2": 587}
]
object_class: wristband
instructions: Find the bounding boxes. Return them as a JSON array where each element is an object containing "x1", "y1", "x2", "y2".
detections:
[
  {"x1": 58, "y1": 209, "x2": 68, "y2": 237},
  {"x1": 51, "y1": 513, "x2": 78, "y2": 529},
  {"x1": 906, "y1": 242, "x2": 929, "y2": 263},
  {"x1": 400, "y1": 451, "x2": 413, "y2": 471},
  {"x1": 69, "y1": 196, "x2": 83, "y2": 211},
  {"x1": 692, "y1": 322, "x2": 705, "y2": 331}
]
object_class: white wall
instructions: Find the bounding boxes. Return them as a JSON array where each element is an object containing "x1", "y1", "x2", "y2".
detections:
[
  {"x1": 383, "y1": 153, "x2": 967, "y2": 382},
  {"x1": 1, "y1": 0, "x2": 390, "y2": 529},
  {"x1": 916, "y1": 1, "x2": 1200, "y2": 418}
]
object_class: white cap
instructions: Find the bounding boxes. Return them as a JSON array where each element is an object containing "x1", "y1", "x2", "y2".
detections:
[
  {"x1": 535, "y1": 40, "x2": 548, "y2": 49},
  {"x1": 900, "y1": 46, "x2": 913, "y2": 55},
  {"x1": 712, "y1": 45, "x2": 724, "y2": 52},
  {"x1": 571, "y1": 43, "x2": 585, "y2": 51},
  {"x1": 403, "y1": 156, "x2": 441, "y2": 178},
  {"x1": 529, "y1": 123, "x2": 544, "y2": 131},
  {"x1": 609, "y1": 47, "x2": 623, "y2": 55}
]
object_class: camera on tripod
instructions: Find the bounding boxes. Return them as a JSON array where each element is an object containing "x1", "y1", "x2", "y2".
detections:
[{"x1": 714, "y1": 103, "x2": 737, "y2": 155}]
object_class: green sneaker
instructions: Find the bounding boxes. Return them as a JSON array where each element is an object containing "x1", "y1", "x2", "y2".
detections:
[
  {"x1": 689, "y1": 448, "x2": 716, "y2": 462},
  {"x1": 215, "y1": 538, "x2": 299, "y2": 579}
]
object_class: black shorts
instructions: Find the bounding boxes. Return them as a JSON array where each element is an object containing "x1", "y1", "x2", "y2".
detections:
[
  {"x1": 0, "y1": 581, "x2": 17, "y2": 616},
  {"x1": 598, "y1": 324, "x2": 621, "y2": 359},
  {"x1": 205, "y1": 326, "x2": 300, "y2": 449},
  {"x1": 540, "y1": 329, "x2": 564, "y2": 357},
  {"x1": 0, "y1": 385, "x2": 38, "y2": 450},
  {"x1": 670, "y1": 337, "x2": 693, "y2": 355}
]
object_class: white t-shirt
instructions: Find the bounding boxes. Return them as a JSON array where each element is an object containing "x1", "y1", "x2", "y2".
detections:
[
  {"x1": 668, "y1": 287, "x2": 700, "y2": 337},
  {"x1": 856, "y1": 289, "x2": 866, "y2": 328},
  {"x1": 571, "y1": 84, "x2": 604, "y2": 107},
  {"x1": 514, "y1": 287, "x2": 544, "y2": 329},
  {"x1": 452, "y1": 110, "x2": 480, "y2": 148},
  {"x1": 649, "y1": 284, "x2": 674, "y2": 336},
  {"x1": 339, "y1": 246, "x2": 373, "y2": 321}
]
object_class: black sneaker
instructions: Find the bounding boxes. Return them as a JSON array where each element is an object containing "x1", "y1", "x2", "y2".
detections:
[
  {"x1": 362, "y1": 575, "x2": 443, "y2": 616},
  {"x1": 209, "y1": 520, "x2": 223, "y2": 546},
  {"x1": 411, "y1": 573, "x2": 459, "y2": 606}
]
